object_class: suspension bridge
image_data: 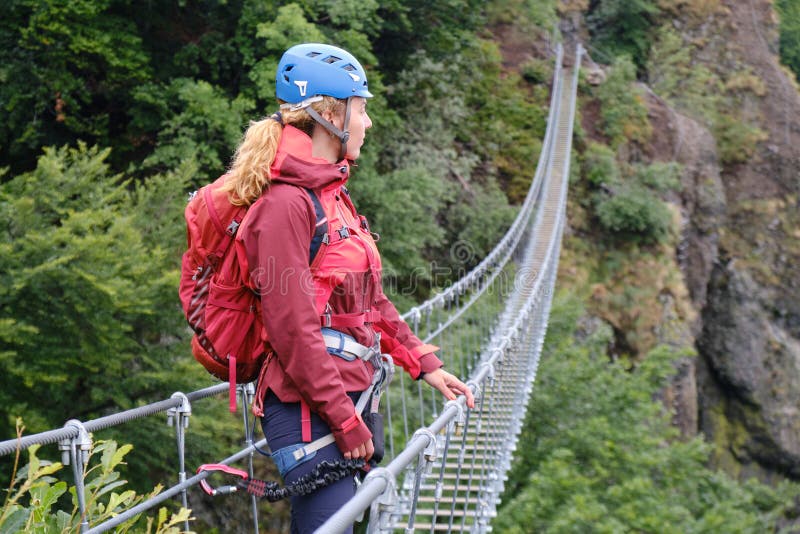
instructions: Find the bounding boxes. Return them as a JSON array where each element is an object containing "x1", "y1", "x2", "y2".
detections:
[{"x1": 0, "y1": 43, "x2": 582, "y2": 533}]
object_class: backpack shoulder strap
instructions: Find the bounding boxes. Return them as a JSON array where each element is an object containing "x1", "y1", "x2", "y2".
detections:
[
  {"x1": 203, "y1": 180, "x2": 246, "y2": 263},
  {"x1": 204, "y1": 184, "x2": 227, "y2": 236},
  {"x1": 304, "y1": 187, "x2": 328, "y2": 264}
]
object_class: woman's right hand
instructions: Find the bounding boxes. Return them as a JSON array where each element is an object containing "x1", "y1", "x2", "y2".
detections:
[{"x1": 343, "y1": 438, "x2": 374, "y2": 461}]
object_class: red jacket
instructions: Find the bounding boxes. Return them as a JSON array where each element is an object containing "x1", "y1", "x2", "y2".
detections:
[{"x1": 238, "y1": 125, "x2": 442, "y2": 453}]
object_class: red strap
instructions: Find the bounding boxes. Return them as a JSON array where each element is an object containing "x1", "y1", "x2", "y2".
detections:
[
  {"x1": 301, "y1": 400, "x2": 312, "y2": 442},
  {"x1": 229, "y1": 356, "x2": 237, "y2": 412},
  {"x1": 204, "y1": 185, "x2": 226, "y2": 236},
  {"x1": 204, "y1": 182, "x2": 244, "y2": 262},
  {"x1": 339, "y1": 412, "x2": 363, "y2": 434},
  {"x1": 197, "y1": 463, "x2": 248, "y2": 478},
  {"x1": 251, "y1": 357, "x2": 271, "y2": 418},
  {"x1": 375, "y1": 316, "x2": 398, "y2": 338},
  {"x1": 320, "y1": 310, "x2": 382, "y2": 329}
]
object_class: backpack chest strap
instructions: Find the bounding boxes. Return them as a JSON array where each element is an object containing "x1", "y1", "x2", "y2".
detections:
[{"x1": 320, "y1": 309, "x2": 381, "y2": 329}]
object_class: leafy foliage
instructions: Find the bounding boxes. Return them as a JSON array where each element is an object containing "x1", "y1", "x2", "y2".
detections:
[
  {"x1": 587, "y1": 0, "x2": 660, "y2": 72},
  {"x1": 135, "y1": 79, "x2": 254, "y2": 183},
  {"x1": 595, "y1": 185, "x2": 672, "y2": 242},
  {"x1": 0, "y1": 144, "x2": 192, "y2": 434},
  {"x1": 0, "y1": 423, "x2": 191, "y2": 533},
  {"x1": 777, "y1": 0, "x2": 800, "y2": 81},
  {"x1": 582, "y1": 142, "x2": 619, "y2": 187},
  {"x1": 0, "y1": 0, "x2": 151, "y2": 171},
  {"x1": 495, "y1": 295, "x2": 800, "y2": 533},
  {"x1": 486, "y1": 0, "x2": 559, "y2": 31},
  {"x1": 594, "y1": 55, "x2": 652, "y2": 148},
  {"x1": 579, "y1": 139, "x2": 677, "y2": 244}
]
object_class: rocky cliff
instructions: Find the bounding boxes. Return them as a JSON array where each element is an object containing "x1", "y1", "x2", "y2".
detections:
[
  {"x1": 693, "y1": 0, "x2": 800, "y2": 482},
  {"x1": 562, "y1": 0, "x2": 800, "y2": 483}
]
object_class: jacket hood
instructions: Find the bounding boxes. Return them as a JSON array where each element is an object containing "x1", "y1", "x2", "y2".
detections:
[{"x1": 270, "y1": 125, "x2": 350, "y2": 190}]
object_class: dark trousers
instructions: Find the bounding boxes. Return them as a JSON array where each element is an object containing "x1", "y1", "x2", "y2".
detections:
[{"x1": 261, "y1": 391, "x2": 359, "y2": 534}]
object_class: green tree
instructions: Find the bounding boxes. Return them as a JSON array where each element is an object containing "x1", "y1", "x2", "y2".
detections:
[
  {"x1": 0, "y1": 0, "x2": 151, "y2": 172},
  {"x1": 134, "y1": 79, "x2": 253, "y2": 184},
  {"x1": 595, "y1": 55, "x2": 652, "y2": 148},
  {"x1": 587, "y1": 0, "x2": 660, "y2": 72},
  {"x1": 777, "y1": 0, "x2": 800, "y2": 80},
  {"x1": 0, "y1": 144, "x2": 194, "y2": 434},
  {"x1": 495, "y1": 294, "x2": 800, "y2": 533}
]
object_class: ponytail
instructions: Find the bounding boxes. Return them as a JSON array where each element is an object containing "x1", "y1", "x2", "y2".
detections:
[
  {"x1": 222, "y1": 114, "x2": 282, "y2": 206},
  {"x1": 222, "y1": 97, "x2": 346, "y2": 206}
]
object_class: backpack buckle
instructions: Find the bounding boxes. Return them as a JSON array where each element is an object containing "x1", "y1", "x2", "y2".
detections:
[
  {"x1": 321, "y1": 312, "x2": 332, "y2": 328},
  {"x1": 226, "y1": 219, "x2": 240, "y2": 237},
  {"x1": 337, "y1": 227, "x2": 350, "y2": 239}
]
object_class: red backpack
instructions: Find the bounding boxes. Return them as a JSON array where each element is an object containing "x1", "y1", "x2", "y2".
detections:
[{"x1": 179, "y1": 174, "x2": 326, "y2": 411}]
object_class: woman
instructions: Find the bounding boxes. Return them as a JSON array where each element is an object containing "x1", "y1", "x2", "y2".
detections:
[{"x1": 224, "y1": 43, "x2": 475, "y2": 533}]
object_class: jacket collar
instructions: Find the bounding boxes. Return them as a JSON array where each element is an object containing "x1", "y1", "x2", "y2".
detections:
[{"x1": 270, "y1": 125, "x2": 350, "y2": 190}]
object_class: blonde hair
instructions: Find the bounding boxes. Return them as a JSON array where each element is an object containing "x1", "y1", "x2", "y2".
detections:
[{"x1": 222, "y1": 96, "x2": 346, "y2": 206}]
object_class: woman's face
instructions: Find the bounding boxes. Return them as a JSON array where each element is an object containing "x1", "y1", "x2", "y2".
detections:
[{"x1": 343, "y1": 97, "x2": 372, "y2": 160}]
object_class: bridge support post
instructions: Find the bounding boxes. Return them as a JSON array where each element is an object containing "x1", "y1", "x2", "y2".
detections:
[
  {"x1": 364, "y1": 467, "x2": 398, "y2": 534},
  {"x1": 59, "y1": 419, "x2": 92, "y2": 533},
  {"x1": 238, "y1": 382, "x2": 261, "y2": 534},
  {"x1": 167, "y1": 392, "x2": 192, "y2": 532}
]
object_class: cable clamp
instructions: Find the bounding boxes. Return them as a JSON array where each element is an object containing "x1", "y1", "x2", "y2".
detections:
[
  {"x1": 498, "y1": 334, "x2": 514, "y2": 358},
  {"x1": 59, "y1": 419, "x2": 91, "y2": 466},
  {"x1": 363, "y1": 467, "x2": 398, "y2": 532},
  {"x1": 413, "y1": 428, "x2": 438, "y2": 462},
  {"x1": 444, "y1": 399, "x2": 466, "y2": 436},
  {"x1": 237, "y1": 382, "x2": 255, "y2": 409},
  {"x1": 466, "y1": 380, "x2": 482, "y2": 403},
  {"x1": 408, "y1": 306, "x2": 422, "y2": 327},
  {"x1": 167, "y1": 392, "x2": 191, "y2": 428},
  {"x1": 480, "y1": 361, "x2": 496, "y2": 382}
]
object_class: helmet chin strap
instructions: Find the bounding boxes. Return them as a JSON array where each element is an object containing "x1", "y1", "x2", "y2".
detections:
[{"x1": 304, "y1": 97, "x2": 352, "y2": 161}]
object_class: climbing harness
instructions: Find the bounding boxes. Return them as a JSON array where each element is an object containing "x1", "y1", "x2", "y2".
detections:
[
  {"x1": 202, "y1": 330, "x2": 395, "y2": 501},
  {"x1": 272, "y1": 331, "x2": 390, "y2": 476}
]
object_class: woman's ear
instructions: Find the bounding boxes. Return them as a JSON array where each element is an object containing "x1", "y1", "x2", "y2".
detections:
[
  {"x1": 321, "y1": 108, "x2": 336, "y2": 125},
  {"x1": 322, "y1": 107, "x2": 344, "y2": 130}
]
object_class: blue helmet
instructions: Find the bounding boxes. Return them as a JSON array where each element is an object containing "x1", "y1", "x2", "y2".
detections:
[{"x1": 276, "y1": 43, "x2": 373, "y2": 104}]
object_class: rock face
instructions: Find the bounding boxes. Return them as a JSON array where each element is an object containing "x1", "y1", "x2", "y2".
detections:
[
  {"x1": 688, "y1": 0, "x2": 800, "y2": 481},
  {"x1": 613, "y1": 0, "x2": 800, "y2": 483},
  {"x1": 699, "y1": 263, "x2": 800, "y2": 479},
  {"x1": 565, "y1": 0, "x2": 799, "y2": 483}
]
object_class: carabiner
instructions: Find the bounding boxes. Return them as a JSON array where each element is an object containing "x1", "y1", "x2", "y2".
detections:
[{"x1": 197, "y1": 463, "x2": 249, "y2": 496}]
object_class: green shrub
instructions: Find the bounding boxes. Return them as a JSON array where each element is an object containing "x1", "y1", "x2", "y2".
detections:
[
  {"x1": 595, "y1": 56, "x2": 652, "y2": 148},
  {"x1": 495, "y1": 295, "x2": 800, "y2": 533},
  {"x1": 0, "y1": 423, "x2": 190, "y2": 533},
  {"x1": 634, "y1": 161, "x2": 682, "y2": 193},
  {"x1": 587, "y1": 0, "x2": 661, "y2": 72},
  {"x1": 712, "y1": 112, "x2": 768, "y2": 165},
  {"x1": 520, "y1": 57, "x2": 553, "y2": 84},
  {"x1": 595, "y1": 186, "x2": 671, "y2": 243},
  {"x1": 582, "y1": 142, "x2": 620, "y2": 187},
  {"x1": 777, "y1": 0, "x2": 800, "y2": 81}
]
